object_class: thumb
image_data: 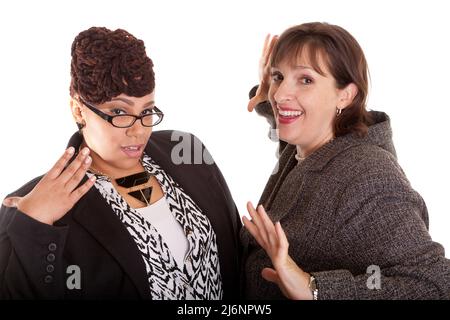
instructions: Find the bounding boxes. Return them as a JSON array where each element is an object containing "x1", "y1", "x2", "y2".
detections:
[
  {"x1": 2, "y1": 197, "x2": 22, "y2": 208},
  {"x1": 248, "y1": 97, "x2": 257, "y2": 112},
  {"x1": 261, "y1": 267, "x2": 280, "y2": 284}
]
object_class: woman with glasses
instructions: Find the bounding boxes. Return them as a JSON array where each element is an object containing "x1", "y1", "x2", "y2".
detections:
[{"x1": 0, "y1": 27, "x2": 241, "y2": 299}]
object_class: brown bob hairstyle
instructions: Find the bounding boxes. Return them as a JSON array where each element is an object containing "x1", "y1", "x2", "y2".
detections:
[{"x1": 270, "y1": 22, "x2": 373, "y2": 137}]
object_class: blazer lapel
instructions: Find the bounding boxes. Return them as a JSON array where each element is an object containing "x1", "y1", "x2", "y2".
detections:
[{"x1": 146, "y1": 131, "x2": 240, "y2": 298}]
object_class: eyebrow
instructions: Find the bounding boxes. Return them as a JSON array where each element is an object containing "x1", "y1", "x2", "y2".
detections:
[
  {"x1": 294, "y1": 65, "x2": 314, "y2": 70},
  {"x1": 109, "y1": 97, "x2": 155, "y2": 109},
  {"x1": 271, "y1": 65, "x2": 314, "y2": 71}
]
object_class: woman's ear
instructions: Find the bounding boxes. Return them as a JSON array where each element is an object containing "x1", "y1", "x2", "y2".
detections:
[
  {"x1": 338, "y1": 83, "x2": 358, "y2": 109},
  {"x1": 70, "y1": 98, "x2": 84, "y2": 123},
  {"x1": 70, "y1": 98, "x2": 86, "y2": 129}
]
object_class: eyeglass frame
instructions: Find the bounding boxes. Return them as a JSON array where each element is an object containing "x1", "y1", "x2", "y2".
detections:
[{"x1": 79, "y1": 97, "x2": 164, "y2": 128}]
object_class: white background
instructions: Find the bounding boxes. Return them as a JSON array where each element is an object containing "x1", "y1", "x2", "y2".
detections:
[{"x1": 1, "y1": 0, "x2": 449, "y2": 256}]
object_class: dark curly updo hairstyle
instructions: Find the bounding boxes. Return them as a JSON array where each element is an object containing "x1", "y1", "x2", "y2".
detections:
[{"x1": 70, "y1": 27, "x2": 155, "y2": 104}]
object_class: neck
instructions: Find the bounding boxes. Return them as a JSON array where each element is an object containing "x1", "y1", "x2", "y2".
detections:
[{"x1": 296, "y1": 132, "x2": 334, "y2": 160}]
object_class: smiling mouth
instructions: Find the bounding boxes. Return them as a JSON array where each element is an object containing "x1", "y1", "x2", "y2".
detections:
[
  {"x1": 120, "y1": 144, "x2": 145, "y2": 158},
  {"x1": 278, "y1": 109, "x2": 304, "y2": 117}
]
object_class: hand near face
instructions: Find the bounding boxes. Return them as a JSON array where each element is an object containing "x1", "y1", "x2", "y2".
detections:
[
  {"x1": 248, "y1": 34, "x2": 278, "y2": 112},
  {"x1": 243, "y1": 202, "x2": 313, "y2": 300},
  {"x1": 2, "y1": 147, "x2": 96, "y2": 225}
]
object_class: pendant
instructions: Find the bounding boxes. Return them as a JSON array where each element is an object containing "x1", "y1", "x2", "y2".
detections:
[{"x1": 115, "y1": 171, "x2": 153, "y2": 204}]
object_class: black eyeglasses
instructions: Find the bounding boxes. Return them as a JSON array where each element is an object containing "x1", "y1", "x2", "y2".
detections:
[{"x1": 79, "y1": 98, "x2": 164, "y2": 128}]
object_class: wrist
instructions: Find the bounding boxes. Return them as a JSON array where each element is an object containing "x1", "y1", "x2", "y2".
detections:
[{"x1": 18, "y1": 203, "x2": 54, "y2": 226}]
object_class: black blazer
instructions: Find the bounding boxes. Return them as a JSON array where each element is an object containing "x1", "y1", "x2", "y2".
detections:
[{"x1": 0, "y1": 130, "x2": 242, "y2": 299}]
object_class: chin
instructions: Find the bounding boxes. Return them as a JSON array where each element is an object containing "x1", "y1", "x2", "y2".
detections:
[{"x1": 278, "y1": 129, "x2": 302, "y2": 146}]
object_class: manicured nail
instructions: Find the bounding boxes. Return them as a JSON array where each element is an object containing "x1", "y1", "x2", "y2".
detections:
[
  {"x1": 67, "y1": 147, "x2": 75, "y2": 154},
  {"x1": 82, "y1": 147, "x2": 90, "y2": 155},
  {"x1": 84, "y1": 156, "x2": 91, "y2": 164}
]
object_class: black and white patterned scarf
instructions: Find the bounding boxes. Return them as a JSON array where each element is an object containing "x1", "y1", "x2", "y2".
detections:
[{"x1": 86, "y1": 153, "x2": 223, "y2": 299}]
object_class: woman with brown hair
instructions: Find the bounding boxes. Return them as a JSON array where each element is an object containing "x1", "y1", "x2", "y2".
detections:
[
  {"x1": 242, "y1": 22, "x2": 450, "y2": 299},
  {"x1": 0, "y1": 27, "x2": 241, "y2": 299}
]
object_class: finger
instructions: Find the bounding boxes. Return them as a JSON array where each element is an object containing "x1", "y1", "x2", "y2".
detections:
[
  {"x1": 58, "y1": 147, "x2": 90, "y2": 184},
  {"x1": 248, "y1": 96, "x2": 261, "y2": 112},
  {"x1": 2, "y1": 196, "x2": 21, "y2": 208},
  {"x1": 257, "y1": 205, "x2": 278, "y2": 248},
  {"x1": 261, "y1": 267, "x2": 279, "y2": 284},
  {"x1": 47, "y1": 147, "x2": 76, "y2": 180},
  {"x1": 275, "y1": 221, "x2": 289, "y2": 256},
  {"x1": 263, "y1": 35, "x2": 278, "y2": 66},
  {"x1": 247, "y1": 202, "x2": 269, "y2": 246},
  {"x1": 262, "y1": 34, "x2": 271, "y2": 56},
  {"x1": 65, "y1": 155, "x2": 92, "y2": 191},
  {"x1": 242, "y1": 216, "x2": 264, "y2": 247},
  {"x1": 69, "y1": 175, "x2": 96, "y2": 203}
]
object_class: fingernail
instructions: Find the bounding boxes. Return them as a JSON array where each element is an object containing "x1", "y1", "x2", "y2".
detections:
[
  {"x1": 89, "y1": 175, "x2": 96, "y2": 182},
  {"x1": 82, "y1": 147, "x2": 89, "y2": 155},
  {"x1": 67, "y1": 147, "x2": 75, "y2": 154},
  {"x1": 84, "y1": 156, "x2": 91, "y2": 164}
]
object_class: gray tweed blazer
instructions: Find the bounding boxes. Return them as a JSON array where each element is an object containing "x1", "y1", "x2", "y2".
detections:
[{"x1": 241, "y1": 108, "x2": 450, "y2": 299}]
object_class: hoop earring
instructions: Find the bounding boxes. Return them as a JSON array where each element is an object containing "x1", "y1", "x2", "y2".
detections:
[{"x1": 336, "y1": 108, "x2": 342, "y2": 116}]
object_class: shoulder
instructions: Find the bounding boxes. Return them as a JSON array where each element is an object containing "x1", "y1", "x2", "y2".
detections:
[
  {"x1": 0, "y1": 174, "x2": 44, "y2": 228},
  {"x1": 335, "y1": 144, "x2": 427, "y2": 219},
  {"x1": 4, "y1": 174, "x2": 44, "y2": 199},
  {"x1": 337, "y1": 143, "x2": 406, "y2": 182}
]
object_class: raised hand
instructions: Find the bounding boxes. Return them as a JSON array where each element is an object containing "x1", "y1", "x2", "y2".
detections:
[
  {"x1": 2, "y1": 147, "x2": 96, "y2": 225},
  {"x1": 243, "y1": 202, "x2": 313, "y2": 300},
  {"x1": 248, "y1": 34, "x2": 278, "y2": 112}
]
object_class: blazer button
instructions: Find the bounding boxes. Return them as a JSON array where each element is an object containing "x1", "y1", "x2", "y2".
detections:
[
  {"x1": 44, "y1": 275, "x2": 53, "y2": 284},
  {"x1": 46, "y1": 253, "x2": 56, "y2": 262},
  {"x1": 46, "y1": 264, "x2": 55, "y2": 273},
  {"x1": 48, "y1": 243, "x2": 57, "y2": 252}
]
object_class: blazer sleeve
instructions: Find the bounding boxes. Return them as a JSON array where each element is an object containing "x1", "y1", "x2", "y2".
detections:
[
  {"x1": 311, "y1": 156, "x2": 450, "y2": 299},
  {"x1": 0, "y1": 180, "x2": 69, "y2": 299},
  {"x1": 249, "y1": 85, "x2": 288, "y2": 156}
]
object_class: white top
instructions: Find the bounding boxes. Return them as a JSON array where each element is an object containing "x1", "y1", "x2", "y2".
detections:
[{"x1": 135, "y1": 197, "x2": 189, "y2": 268}]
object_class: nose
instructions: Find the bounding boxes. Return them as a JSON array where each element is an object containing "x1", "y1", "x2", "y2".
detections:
[
  {"x1": 273, "y1": 79, "x2": 295, "y2": 104},
  {"x1": 125, "y1": 117, "x2": 148, "y2": 137}
]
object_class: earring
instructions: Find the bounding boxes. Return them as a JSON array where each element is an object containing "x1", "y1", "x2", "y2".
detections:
[
  {"x1": 336, "y1": 108, "x2": 342, "y2": 116},
  {"x1": 76, "y1": 120, "x2": 86, "y2": 135},
  {"x1": 76, "y1": 121, "x2": 85, "y2": 130}
]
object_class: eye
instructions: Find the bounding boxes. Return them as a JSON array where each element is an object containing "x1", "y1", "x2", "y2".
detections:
[
  {"x1": 141, "y1": 108, "x2": 154, "y2": 116},
  {"x1": 271, "y1": 71, "x2": 283, "y2": 83},
  {"x1": 111, "y1": 108, "x2": 127, "y2": 115},
  {"x1": 300, "y1": 77, "x2": 313, "y2": 85}
]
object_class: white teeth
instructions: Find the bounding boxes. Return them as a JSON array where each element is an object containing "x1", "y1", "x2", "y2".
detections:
[
  {"x1": 278, "y1": 109, "x2": 304, "y2": 117},
  {"x1": 124, "y1": 146, "x2": 139, "y2": 150}
]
